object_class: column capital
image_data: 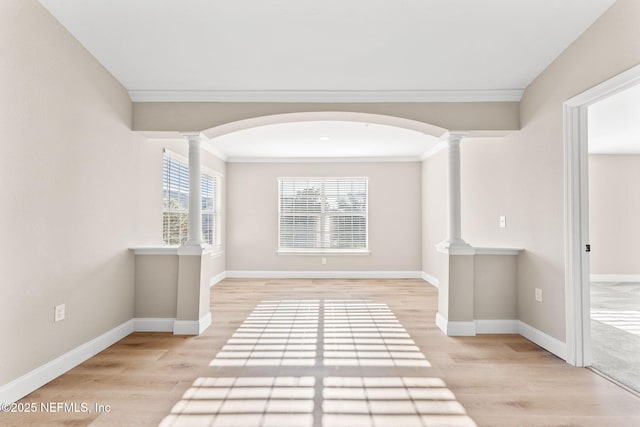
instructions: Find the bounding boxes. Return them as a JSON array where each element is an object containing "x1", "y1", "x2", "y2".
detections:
[
  {"x1": 180, "y1": 132, "x2": 203, "y2": 143},
  {"x1": 441, "y1": 131, "x2": 468, "y2": 144}
]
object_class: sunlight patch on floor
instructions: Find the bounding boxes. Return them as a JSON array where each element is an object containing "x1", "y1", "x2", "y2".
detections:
[
  {"x1": 160, "y1": 299, "x2": 476, "y2": 427},
  {"x1": 592, "y1": 310, "x2": 640, "y2": 336}
]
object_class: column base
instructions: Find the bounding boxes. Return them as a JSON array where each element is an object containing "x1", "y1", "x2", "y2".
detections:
[{"x1": 436, "y1": 240, "x2": 476, "y2": 255}]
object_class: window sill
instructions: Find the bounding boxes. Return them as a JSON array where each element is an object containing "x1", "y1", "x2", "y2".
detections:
[{"x1": 277, "y1": 249, "x2": 371, "y2": 256}]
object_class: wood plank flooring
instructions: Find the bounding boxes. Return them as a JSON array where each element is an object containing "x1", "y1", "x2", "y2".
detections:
[{"x1": 2, "y1": 279, "x2": 640, "y2": 426}]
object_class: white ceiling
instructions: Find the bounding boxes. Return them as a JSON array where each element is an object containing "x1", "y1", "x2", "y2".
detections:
[
  {"x1": 38, "y1": 0, "x2": 615, "y2": 102},
  {"x1": 38, "y1": 0, "x2": 621, "y2": 160},
  {"x1": 589, "y1": 83, "x2": 640, "y2": 154},
  {"x1": 206, "y1": 121, "x2": 442, "y2": 162}
]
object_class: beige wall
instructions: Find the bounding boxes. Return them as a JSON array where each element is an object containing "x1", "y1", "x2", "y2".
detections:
[
  {"x1": 0, "y1": 0, "x2": 143, "y2": 385},
  {"x1": 133, "y1": 102, "x2": 519, "y2": 134},
  {"x1": 507, "y1": 0, "x2": 640, "y2": 340},
  {"x1": 226, "y1": 162, "x2": 422, "y2": 271},
  {"x1": 589, "y1": 154, "x2": 640, "y2": 275},
  {"x1": 0, "y1": 0, "x2": 227, "y2": 387},
  {"x1": 460, "y1": 138, "x2": 526, "y2": 249},
  {"x1": 474, "y1": 255, "x2": 518, "y2": 320},
  {"x1": 421, "y1": 150, "x2": 448, "y2": 283},
  {"x1": 134, "y1": 255, "x2": 179, "y2": 318}
]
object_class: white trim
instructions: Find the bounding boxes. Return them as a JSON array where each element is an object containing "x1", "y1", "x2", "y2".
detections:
[
  {"x1": 225, "y1": 270, "x2": 423, "y2": 279},
  {"x1": 563, "y1": 63, "x2": 640, "y2": 367},
  {"x1": 277, "y1": 250, "x2": 371, "y2": 256},
  {"x1": 421, "y1": 272, "x2": 439, "y2": 288},
  {"x1": 129, "y1": 89, "x2": 524, "y2": 103},
  {"x1": 435, "y1": 241, "x2": 476, "y2": 255},
  {"x1": 172, "y1": 319, "x2": 197, "y2": 336},
  {"x1": 0, "y1": 312, "x2": 219, "y2": 403},
  {"x1": 590, "y1": 274, "x2": 640, "y2": 283},
  {"x1": 435, "y1": 312, "x2": 448, "y2": 334},
  {"x1": 173, "y1": 312, "x2": 212, "y2": 335},
  {"x1": 0, "y1": 320, "x2": 134, "y2": 404},
  {"x1": 131, "y1": 245, "x2": 217, "y2": 256},
  {"x1": 177, "y1": 244, "x2": 212, "y2": 256},
  {"x1": 435, "y1": 243, "x2": 523, "y2": 256},
  {"x1": 130, "y1": 246, "x2": 179, "y2": 255},
  {"x1": 226, "y1": 156, "x2": 425, "y2": 163},
  {"x1": 475, "y1": 319, "x2": 519, "y2": 334},
  {"x1": 133, "y1": 318, "x2": 175, "y2": 332},
  {"x1": 435, "y1": 312, "x2": 476, "y2": 336},
  {"x1": 518, "y1": 321, "x2": 567, "y2": 361},
  {"x1": 210, "y1": 271, "x2": 227, "y2": 287},
  {"x1": 474, "y1": 247, "x2": 523, "y2": 256},
  {"x1": 434, "y1": 315, "x2": 566, "y2": 359},
  {"x1": 199, "y1": 312, "x2": 212, "y2": 333}
]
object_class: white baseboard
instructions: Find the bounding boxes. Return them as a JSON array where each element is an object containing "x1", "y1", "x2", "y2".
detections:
[
  {"x1": 590, "y1": 274, "x2": 640, "y2": 283},
  {"x1": 199, "y1": 312, "x2": 212, "y2": 333},
  {"x1": 133, "y1": 318, "x2": 175, "y2": 332},
  {"x1": 435, "y1": 312, "x2": 476, "y2": 336},
  {"x1": 173, "y1": 312, "x2": 212, "y2": 335},
  {"x1": 0, "y1": 312, "x2": 217, "y2": 403},
  {"x1": 475, "y1": 319, "x2": 519, "y2": 334},
  {"x1": 435, "y1": 316, "x2": 566, "y2": 359},
  {"x1": 210, "y1": 271, "x2": 227, "y2": 287},
  {"x1": 0, "y1": 319, "x2": 134, "y2": 404},
  {"x1": 421, "y1": 272, "x2": 439, "y2": 288},
  {"x1": 225, "y1": 270, "x2": 423, "y2": 279},
  {"x1": 518, "y1": 321, "x2": 567, "y2": 360}
]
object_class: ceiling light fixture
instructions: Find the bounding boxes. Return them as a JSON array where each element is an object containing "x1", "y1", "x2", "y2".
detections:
[{"x1": 319, "y1": 136, "x2": 330, "y2": 141}]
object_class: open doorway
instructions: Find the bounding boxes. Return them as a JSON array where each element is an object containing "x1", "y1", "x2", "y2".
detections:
[
  {"x1": 564, "y1": 64, "x2": 640, "y2": 372},
  {"x1": 587, "y1": 83, "x2": 640, "y2": 392}
]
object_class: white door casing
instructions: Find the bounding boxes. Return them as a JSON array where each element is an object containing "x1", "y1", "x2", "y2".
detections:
[{"x1": 563, "y1": 64, "x2": 640, "y2": 367}]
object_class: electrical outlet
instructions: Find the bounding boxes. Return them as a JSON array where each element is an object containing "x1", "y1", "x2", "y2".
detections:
[
  {"x1": 499, "y1": 215, "x2": 506, "y2": 228},
  {"x1": 321, "y1": 257, "x2": 327, "y2": 265},
  {"x1": 535, "y1": 288, "x2": 542, "y2": 302},
  {"x1": 54, "y1": 304, "x2": 65, "y2": 322}
]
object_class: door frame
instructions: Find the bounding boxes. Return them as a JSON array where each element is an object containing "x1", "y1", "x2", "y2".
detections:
[{"x1": 563, "y1": 64, "x2": 640, "y2": 366}]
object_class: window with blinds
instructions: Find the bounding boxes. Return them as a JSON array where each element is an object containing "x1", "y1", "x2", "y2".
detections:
[
  {"x1": 162, "y1": 152, "x2": 219, "y2": 246},
  {"x1": 278, "y1": 177, "x2": 368, "y2": 251}
]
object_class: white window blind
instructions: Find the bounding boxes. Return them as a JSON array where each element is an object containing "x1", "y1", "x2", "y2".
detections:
[
  {"x1": 201, "y1": 173, "x2": 218, "y2": 247},
  {"x1": 162, "y1": 152, "x2": 219, "y2": 246},
  {"x1": 278, "y1": 177, "x2": 368, "y2": 251}
]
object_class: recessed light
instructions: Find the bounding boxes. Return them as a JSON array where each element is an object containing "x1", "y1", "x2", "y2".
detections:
[{"x1": 319, "y1": 136, "x2": 330, "y2": 141}]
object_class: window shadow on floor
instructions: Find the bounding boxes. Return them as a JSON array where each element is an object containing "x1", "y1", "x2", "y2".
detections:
[{"x1": 160, "y1": 299, "x2": 476, "y2": 427}]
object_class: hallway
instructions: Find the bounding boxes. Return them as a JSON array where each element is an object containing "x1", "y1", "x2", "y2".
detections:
[{"x1": 2, "y1": 279, "x2": 640, "y2": 426}]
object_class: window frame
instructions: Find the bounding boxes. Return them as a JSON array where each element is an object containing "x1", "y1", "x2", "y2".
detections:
[
  {"x1": 277, "y1": 176, "x2": 370, "y2": 255},
  {"x1": 162, "y1": 150, "x2": 222, "y2": 250}
]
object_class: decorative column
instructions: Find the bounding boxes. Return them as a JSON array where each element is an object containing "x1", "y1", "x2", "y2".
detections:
[
  {"x1": 184, "y1": 133, "x2": 203, "y2": 246},
  {"x1": 436, "y1": 131, "x2": 475, "y2": 337},
  {"x1": 437, "y1": 132, "x2": 473, "y2": 253},
  {"x1": 175, "y1": 132, "x2": 211, "y2": 335}
]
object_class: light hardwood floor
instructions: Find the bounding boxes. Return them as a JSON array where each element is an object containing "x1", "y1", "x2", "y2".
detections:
[{"x1": 2, "y1": 279, "x2": 640, "y2": 426}]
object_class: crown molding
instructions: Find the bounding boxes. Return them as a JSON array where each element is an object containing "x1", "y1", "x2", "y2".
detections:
[
  {"x1": 128, "y1": 89, "x2": 524, "y2": 103},
  {"x1": 224, "y1": 155, "x2": 424, "y2": 163}
]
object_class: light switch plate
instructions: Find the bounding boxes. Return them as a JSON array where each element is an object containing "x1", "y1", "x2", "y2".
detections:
[
  {"x1": 55, "y1": 304, "x2": 65, "y2": 322},
  {"x1": 535, "y1": 288, "x2": 542, "y2": 302}
]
